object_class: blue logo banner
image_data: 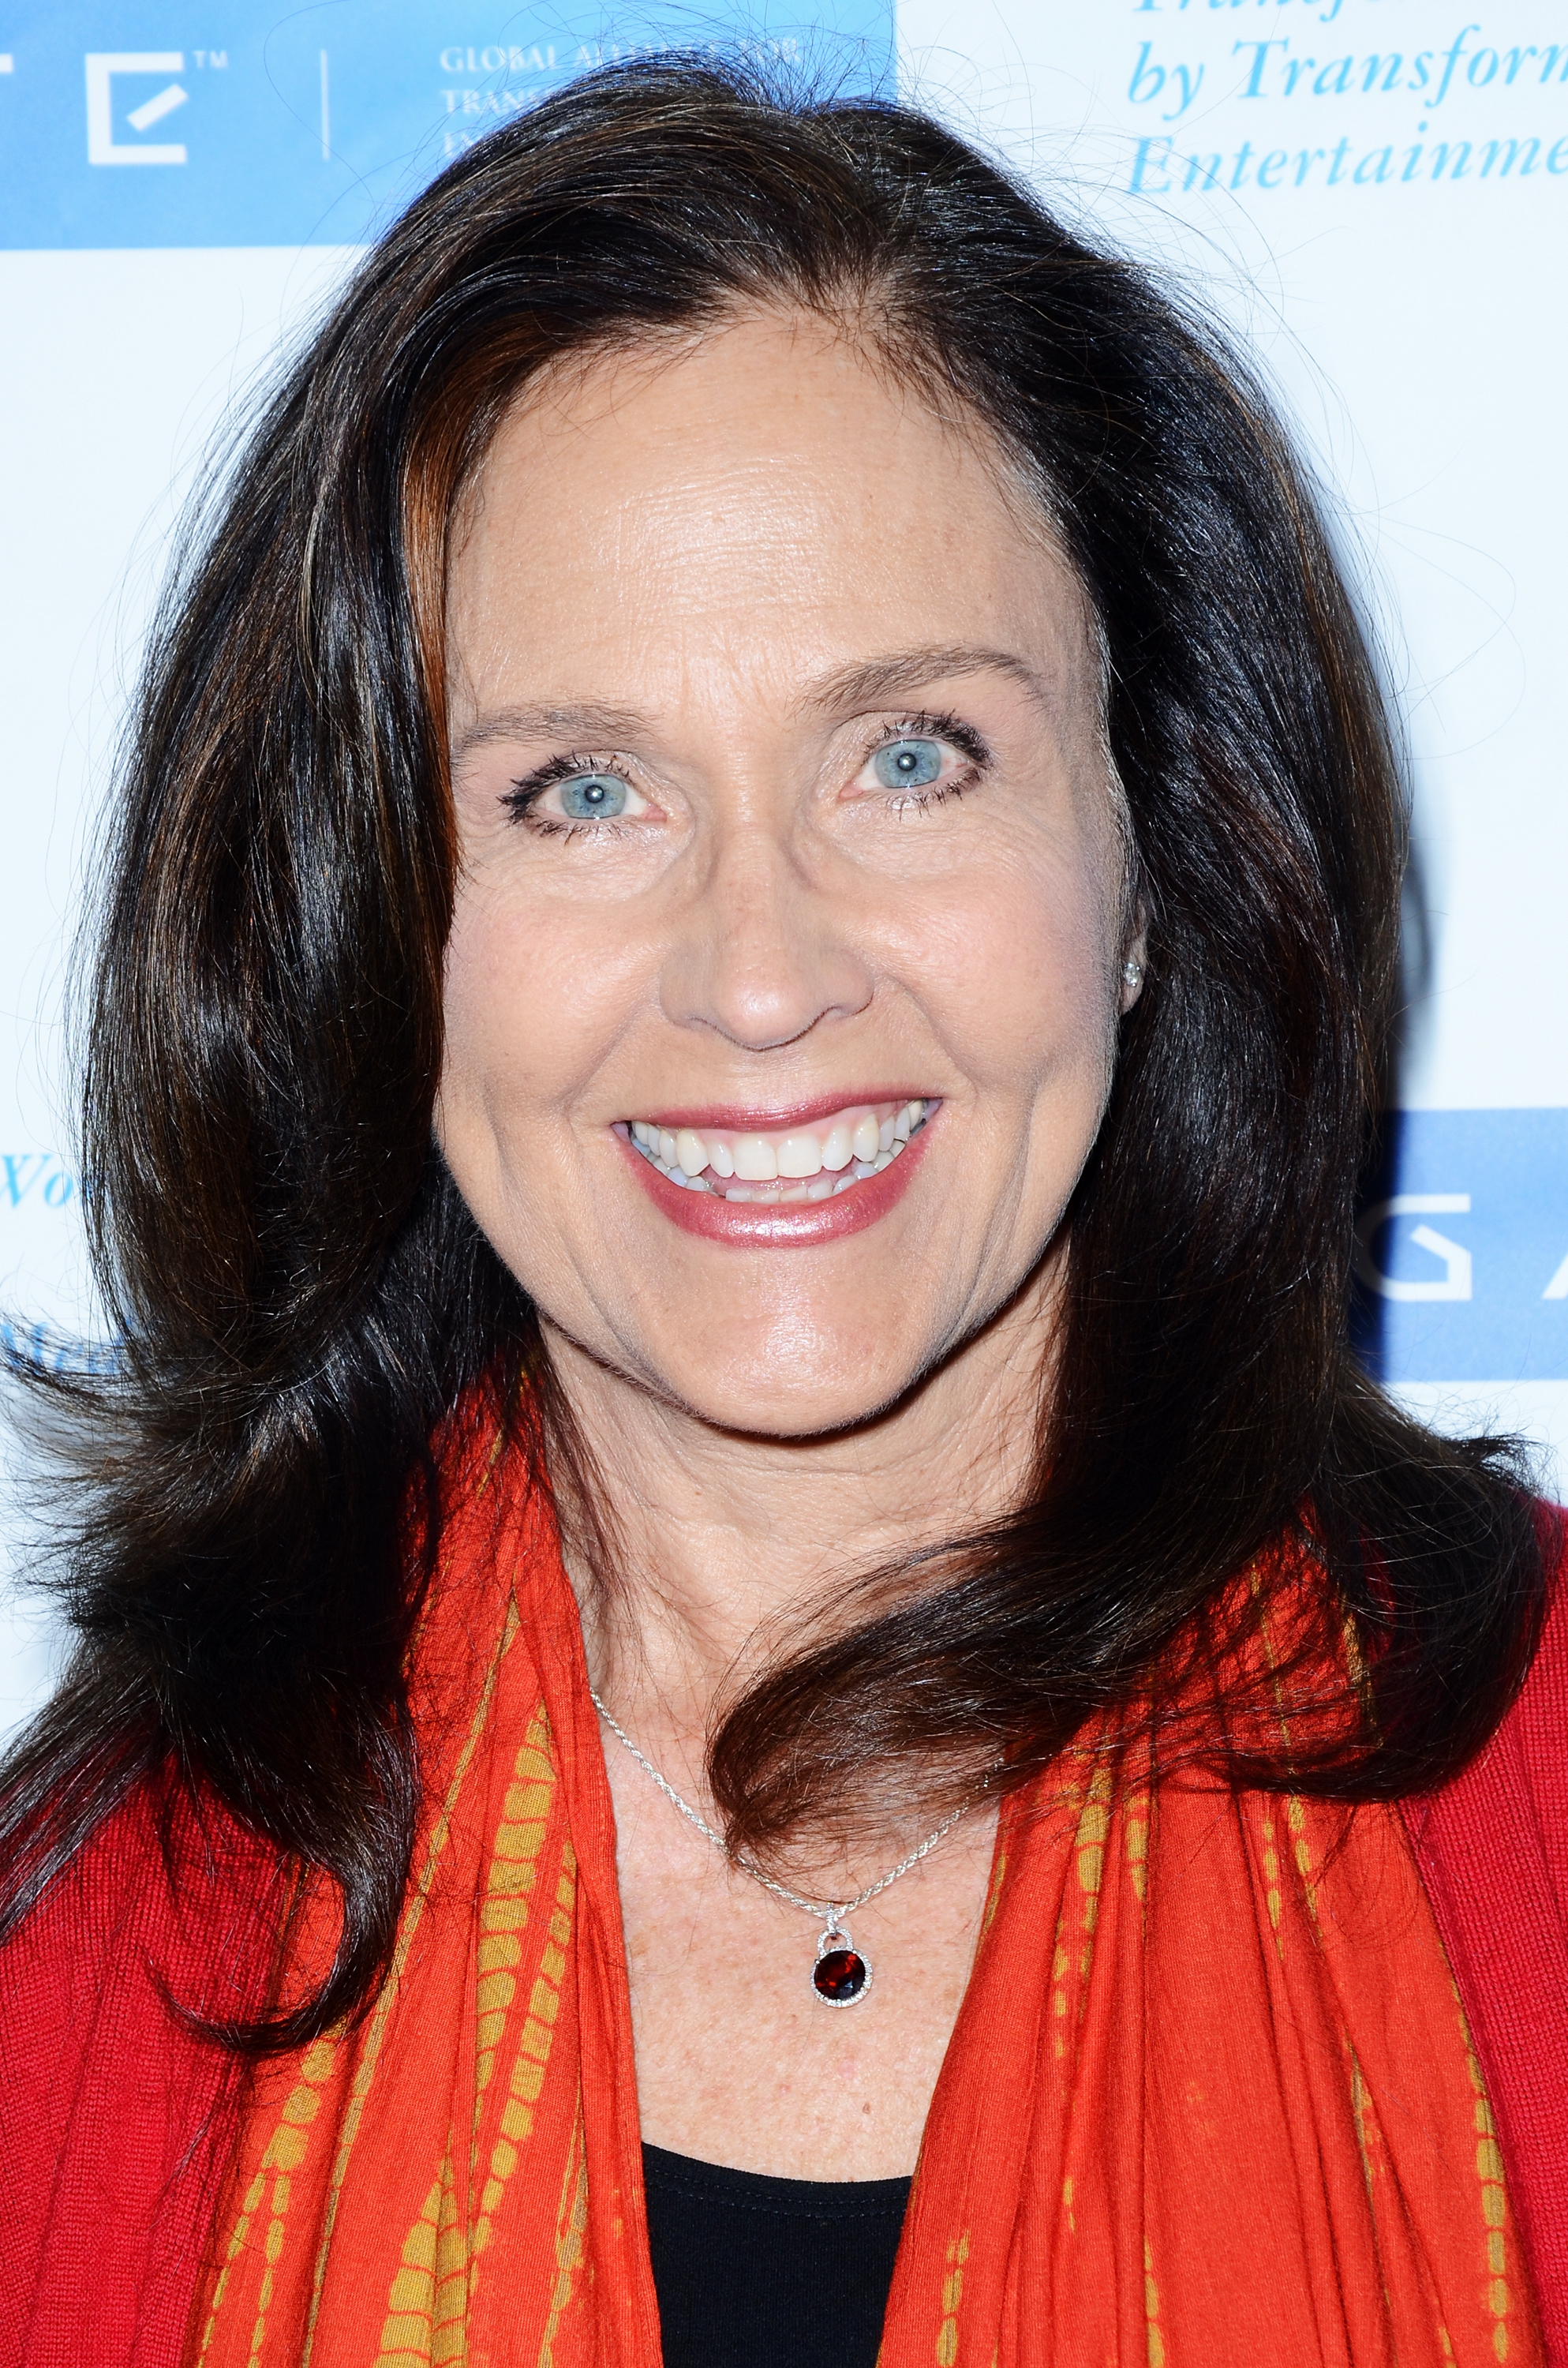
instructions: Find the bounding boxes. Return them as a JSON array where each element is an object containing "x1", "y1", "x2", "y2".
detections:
[
  {"x1": 0, "y1": 2, "x2": 892, "y2": 249},
  {"x1": 1353, "y1": 1110, "x2": 1568, "y2": 1382}
]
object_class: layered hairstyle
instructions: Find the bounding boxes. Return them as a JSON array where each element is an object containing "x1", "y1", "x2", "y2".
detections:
[{"x1": 0, "y1": 60, "x2": 1545, "y2": 2045}]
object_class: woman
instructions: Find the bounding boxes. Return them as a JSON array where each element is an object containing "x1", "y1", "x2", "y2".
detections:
[{"x1": 2, "y1": 58, "x2": 1563, "y2": 2368}]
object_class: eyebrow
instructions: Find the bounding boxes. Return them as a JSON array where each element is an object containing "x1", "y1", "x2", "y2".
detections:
[
  {"x1": 807, "y1": 645, "x2": 1053, "y2": 715},
  {"x1": 450, "y1": 646, "x2": 1053, "y2": 760},
  {"x1": 451, "y1": 703, "x2": 649, "y2": 762}
]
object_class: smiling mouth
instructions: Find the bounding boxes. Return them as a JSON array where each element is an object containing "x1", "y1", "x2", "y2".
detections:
[{"x1": 620, "y1": 1099, "x2": 934, "y2": 1205}]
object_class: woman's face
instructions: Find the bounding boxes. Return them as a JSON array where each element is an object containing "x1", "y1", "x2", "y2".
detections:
[{"x1": 440, "y1": 310, "x2": 1139, "y2": 1438}]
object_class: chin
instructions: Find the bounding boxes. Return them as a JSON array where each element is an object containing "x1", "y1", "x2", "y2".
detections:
[{"x1": 655, "y1": 1349, "x2": 917, "y2": 1442}]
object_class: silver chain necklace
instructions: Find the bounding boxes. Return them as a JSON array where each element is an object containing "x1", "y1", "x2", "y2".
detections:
[{"x1": 589, "y1": 1686, "x2": 977, "y2": 2007}]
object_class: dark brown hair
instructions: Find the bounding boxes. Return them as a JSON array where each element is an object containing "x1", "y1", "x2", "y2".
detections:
[{"x1": 0, "y1": 58, "x2": 1546, "y2": 2048}]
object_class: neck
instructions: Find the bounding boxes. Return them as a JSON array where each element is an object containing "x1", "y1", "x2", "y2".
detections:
[{"x1": 543, "y1": 1267, "x2": 1056, "y2": 1744}]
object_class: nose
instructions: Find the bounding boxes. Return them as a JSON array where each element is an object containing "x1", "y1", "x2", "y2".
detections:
[{"x1": 658, "y1": 812, "x2": 874, "y2": 1055}]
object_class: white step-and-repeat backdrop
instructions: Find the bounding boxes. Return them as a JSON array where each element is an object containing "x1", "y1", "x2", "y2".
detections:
[{"x1": 1, "y1": 2, "x2": 1564, "y2": 1730}]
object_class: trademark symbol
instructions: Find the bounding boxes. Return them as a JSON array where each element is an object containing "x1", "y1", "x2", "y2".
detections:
[{"x1": 193, "y1": 50, "x2": 228, "y2": 69}]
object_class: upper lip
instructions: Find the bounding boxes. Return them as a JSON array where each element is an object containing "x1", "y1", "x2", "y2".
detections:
[{"x1": 627, "y1": 1090, "x2": 938, "y2": 1130}]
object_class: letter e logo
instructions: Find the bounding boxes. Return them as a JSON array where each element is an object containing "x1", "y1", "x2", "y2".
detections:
[{"x1": 85, "y1": 53, "x2": 189, "y2": 166}]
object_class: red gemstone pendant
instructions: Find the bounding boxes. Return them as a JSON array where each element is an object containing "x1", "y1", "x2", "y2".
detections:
[{"x1": 812, "y1": 1925, "x2": 871, "y2": 2006}]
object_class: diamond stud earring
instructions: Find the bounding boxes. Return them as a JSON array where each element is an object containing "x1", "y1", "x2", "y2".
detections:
[{"x1": 1122, "y1": 957, "x2": 1144, "y2": 990}]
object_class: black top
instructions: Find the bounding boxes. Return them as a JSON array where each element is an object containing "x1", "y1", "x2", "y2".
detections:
[{"x1": 642, "y1": 2142, "x2": 912, "y2": 2368}]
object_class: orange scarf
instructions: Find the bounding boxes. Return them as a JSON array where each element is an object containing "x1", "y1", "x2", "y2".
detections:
[{"x1": 189, "y1": 1455, "x2": 1542, "y2": 2367}]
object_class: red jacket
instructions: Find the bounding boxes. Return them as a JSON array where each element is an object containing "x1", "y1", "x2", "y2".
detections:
[
  {"x1": 1405, "y1": 1546, "x2": 1568, "y2": 2359},
  {"x1": 3, "y1": 1576, "x2": 1566, "y2": 2367}
]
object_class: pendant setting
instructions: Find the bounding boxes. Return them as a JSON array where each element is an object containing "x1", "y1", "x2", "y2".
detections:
[{"x1": 812, "y1": 1920, "x2": 871, "y2": 2006}]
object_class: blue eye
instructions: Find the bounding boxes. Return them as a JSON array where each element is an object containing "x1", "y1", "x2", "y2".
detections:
[
  {"x1": 874, "y1": 738, "x2": 943, "y2": 792},
  {"x1": 558, "y1": 773, "x2": 628, "y2": 819}
]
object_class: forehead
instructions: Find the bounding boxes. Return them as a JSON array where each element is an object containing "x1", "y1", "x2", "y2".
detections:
[{"x1": 446, "y1": 309, "x2": 1095, "y2": 707}]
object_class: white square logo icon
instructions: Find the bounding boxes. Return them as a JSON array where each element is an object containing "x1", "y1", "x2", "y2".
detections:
[{"x1": 85, "y1": 53, "x2": 189, "y2": 165}]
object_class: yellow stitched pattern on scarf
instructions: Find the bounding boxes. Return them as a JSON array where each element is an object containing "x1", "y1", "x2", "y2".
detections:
[
  {"x1": 302, "y1": 1601, "x2": 522, "y2": 2366},
  {"x1": 372, "y1": 2149, "x2": 467, "y2": 2368},
  {"x1": 473, "y1": 1832, "x2": 578, "y2": 2273},
  {"x1": 535, "y1": 2115, "x2": 590, "y2": 2368},
  {"x1": 935, "y1": 2229, "x2": 970, "y2": 2366},
  {"x1": 193, "y1": 2037, "x2": 336, "y2": 2366},
  {"x1": 1458, "y1": 1993, "x2": 1517, "y2": 2364},
  {"x1": 1144, "y1": 2238, "x2": 1166, "y2": 2368}
]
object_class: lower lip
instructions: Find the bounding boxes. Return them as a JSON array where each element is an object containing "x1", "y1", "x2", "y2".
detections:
[{"x1": 620, "y1": 1119, "x2": 936, "y2": 1248}]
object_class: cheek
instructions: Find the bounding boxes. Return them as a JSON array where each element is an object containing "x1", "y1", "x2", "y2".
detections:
[
  {"x1": 438, "y1": 890, "x2": 536, "y2": 1125},
  {"x1": 897, "y1": 841, "x2": 1121, "y2": 1100},
  {"x1": 438, "y1": 882, "x2": 627, "y2": 1140}
]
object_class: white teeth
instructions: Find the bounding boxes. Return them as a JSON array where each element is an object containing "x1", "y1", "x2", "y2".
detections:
[
  {"x1": 626, "y1": 1099, "x2": 933, "y2": 1203},
  {"x1": 777, "y1": 1131, "x2": 823, "y2": 1179},
  {"x1": 821, "y1": 1121, "x2": 854, "y2": 1172},
  {"x1": 733, "y1": 1135, "x2": 778, "y2": 1182}
]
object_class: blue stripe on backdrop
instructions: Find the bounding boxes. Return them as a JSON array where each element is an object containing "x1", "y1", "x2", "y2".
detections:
[
  {"x1": 0, "y1": 2, "x2": 893, "y2": 249},
  {"x1": 1353, "y1": 1111, "x2": 1568, "y2": 1383}
]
